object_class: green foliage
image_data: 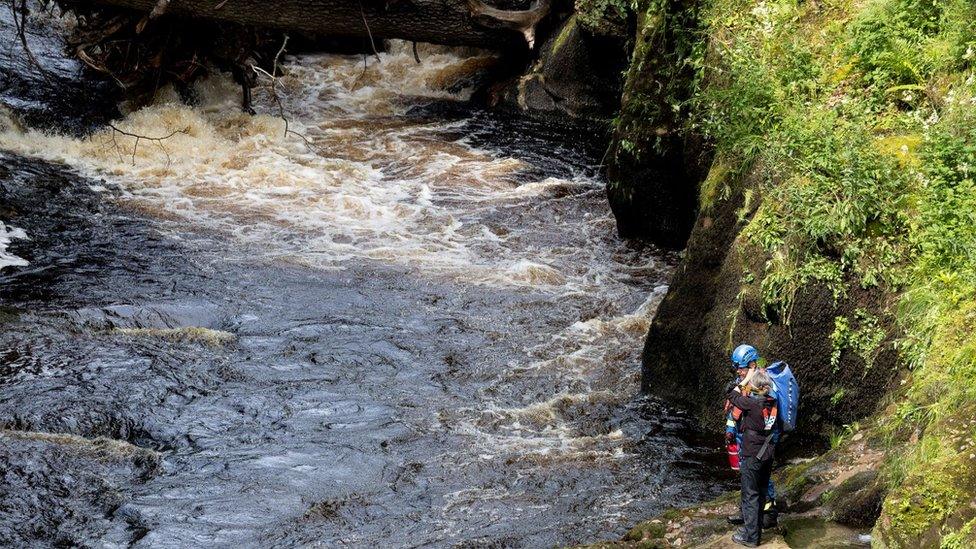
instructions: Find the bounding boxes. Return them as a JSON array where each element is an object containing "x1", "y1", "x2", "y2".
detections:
[
  {"x1": 830, "y1": 388, "x2": 846, "y2": 407},
  {"x1": 880, "y1": 416, "x2": 975, "y2": 543},
  {"x1": 622, "y1": 520, "x2": 667, "y2": 541},
  {"x1": 848, "y1": 0, "x2": 947, "y2": 97},
  {"x1": 757, "y1": 253, "x2": 844, "y2": 323},
  {"x1": 610, "y1": 0, "x2": 704, "y2": 165},
  {"x1": 830, "y1": 309, "x2": 886, "y2": 371},
  {"x1": 941, "y1": 518, "x2": 976, "y2": 549},
  {"x1": 829, "y1": 422, "x2": 860, "y2": 449},
  {"x1": 575, "y1": 0, "x2": 630, "y2": 36},
  {"x1": 848, "y1": 0, "x2": 976, "y2": 103}
]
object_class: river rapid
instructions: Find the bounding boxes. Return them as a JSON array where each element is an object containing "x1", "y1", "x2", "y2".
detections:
[{"x1": 0, "y1": 12, "x2": 730, "y2": 547}]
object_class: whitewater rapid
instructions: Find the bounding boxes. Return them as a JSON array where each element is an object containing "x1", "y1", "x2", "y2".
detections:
[{"x1": 0, "y1": 43, "x2": 611, "y2": 288}]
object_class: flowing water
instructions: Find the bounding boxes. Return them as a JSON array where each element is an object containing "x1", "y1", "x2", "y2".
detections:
[{"x1": 0, "y1": 12, "x2": 731, "y2": 548}]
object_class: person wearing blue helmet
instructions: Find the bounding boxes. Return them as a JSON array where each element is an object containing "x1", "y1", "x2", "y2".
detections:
[{"x1": 724, "y1": 344, "x2": 779, "y2": 529}]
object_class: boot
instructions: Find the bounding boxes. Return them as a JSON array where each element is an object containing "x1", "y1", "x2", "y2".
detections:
[
  {"x1": 731, "y1": 532, "x2": 759, "y2": 547},
  {"x1": 726, "y1": 515, "x2": 744, "y2": 525},
  {"x1": 763, "y1": 502, "x2": 779, "y2": 528}
]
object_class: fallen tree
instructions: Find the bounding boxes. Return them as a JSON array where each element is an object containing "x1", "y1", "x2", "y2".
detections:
[{"x1": 74, "y1": 0, "x2": 552, "y2": 49}]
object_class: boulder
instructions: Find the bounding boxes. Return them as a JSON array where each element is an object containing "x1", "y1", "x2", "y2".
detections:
[{"x1": 490, "y1": 14, "x2": 629, "y2": 121}]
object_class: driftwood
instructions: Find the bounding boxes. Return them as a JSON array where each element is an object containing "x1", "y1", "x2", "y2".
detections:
[{"x1": 78, "y1": 0, "x2": 552, "y2": 49}]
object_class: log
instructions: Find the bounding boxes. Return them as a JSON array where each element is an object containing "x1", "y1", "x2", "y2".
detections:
[{"x1": 79, "y1": 0, "x2": 552, "y2": 49}]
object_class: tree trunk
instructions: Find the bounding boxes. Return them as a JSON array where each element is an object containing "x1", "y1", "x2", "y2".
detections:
[{"x1": 81, "y1": 0, "x2": 548, "y2": 49}]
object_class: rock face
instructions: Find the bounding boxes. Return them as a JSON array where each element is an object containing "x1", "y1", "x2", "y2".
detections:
[
  {"x1": 607, "y1": 0, "x2": 901, "y2": 439},
  {"x1": 639, "y1": 167, "x2": 901, "y2": 437},
  {"x1": 603, "y1": 0, "x2": 708, "y2": 247},
  {"x1": 491, "y1": 14, "x2": 629, "y2": 121}
]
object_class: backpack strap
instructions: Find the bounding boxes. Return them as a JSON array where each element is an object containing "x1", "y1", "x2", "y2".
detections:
[
  {"x1": 757, "y1": 396, "x2": 778, "y2": 459},
  {"x1": 757, "y1": 433, "x2": 775, "y2": 460}
]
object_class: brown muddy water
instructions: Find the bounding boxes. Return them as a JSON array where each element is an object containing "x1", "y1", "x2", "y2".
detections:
[{"x1": 0, "y1": 11, "x2": 732, "y2": 548}]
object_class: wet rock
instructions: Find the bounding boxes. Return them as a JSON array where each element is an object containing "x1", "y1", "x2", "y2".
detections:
[
  {"x1": 639, "y1": 166, "x2": 901, "y2": 439},
  {"x1": 426, "y1": 55, "x2": 503, "y2": 95},
  {"x1": 492, "y1": 14, "x2": 628, "y2": 122},
  {"x1": 828, "y1": 471, "x2": 884, "y2": 528}
]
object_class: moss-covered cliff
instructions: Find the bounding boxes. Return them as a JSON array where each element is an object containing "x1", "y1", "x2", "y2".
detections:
[
  {"x1": 610, "y1": 0, "x2": 976, "y2": 545},
  {"x1": 604, "y1": 0, "x2": 709, "y2": 246}
]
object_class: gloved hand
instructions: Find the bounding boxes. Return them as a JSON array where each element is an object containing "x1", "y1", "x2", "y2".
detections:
[{"x1": 725, "y1": 431, "x2": 735, "y2": 445}]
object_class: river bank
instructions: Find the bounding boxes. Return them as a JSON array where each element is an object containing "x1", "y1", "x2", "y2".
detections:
[{"x1": 606, "y1": 0, "x2": 976, "y2": 545}]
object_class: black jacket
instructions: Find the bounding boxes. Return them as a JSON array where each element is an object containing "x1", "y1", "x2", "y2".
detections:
[{"x1": 726, "y1": 388, "x2": 778, "y2": 460}]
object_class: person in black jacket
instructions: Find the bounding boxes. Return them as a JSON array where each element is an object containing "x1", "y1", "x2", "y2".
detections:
[{"x1": 726, "y1": 369, "x2": 779, "y2": 547}]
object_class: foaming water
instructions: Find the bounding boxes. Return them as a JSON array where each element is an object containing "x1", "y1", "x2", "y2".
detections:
[
  {"x1": 0, "y1": 44, "x2": 606, "y2": 287},
  {"x1": 0, "y1": 30, "x2": 732, "y2": 548},
  {"x1": 0, "y1": 222, "x2": 29, "y2": 271}
]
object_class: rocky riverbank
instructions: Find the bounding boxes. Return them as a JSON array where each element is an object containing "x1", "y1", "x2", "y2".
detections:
[{"x1": 605, "y1": 0, "x2": 976, "y2": 545}]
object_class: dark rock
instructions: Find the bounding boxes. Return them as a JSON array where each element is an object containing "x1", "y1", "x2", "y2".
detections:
[
  {"x1": 491, "y1": 14, "x2": 629, "y2": 122},
  {"x1": 640, "y1": 161, "x2": 900, "y2": 441},
  {"x1": 828, "y1": 470, "x2": 885, "y2": 527},
  {"x1": 603, "y1": 0, "x2": 709, "y2": 247}
]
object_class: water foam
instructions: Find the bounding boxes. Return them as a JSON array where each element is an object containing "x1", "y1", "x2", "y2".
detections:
[
  {"x1": 450, "y1": 286, "x2": 669, "y2": 462},
  {"x1": 0, "y1": 44, "x2": 624, "y2": 289},
  {"x1": 0, "y1": 222, "x2": 29, "y2": 271}
]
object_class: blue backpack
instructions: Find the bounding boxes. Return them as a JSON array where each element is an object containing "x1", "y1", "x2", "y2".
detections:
[{"x1": 767, "y1": 361, "x2": 799, "y2": 432}]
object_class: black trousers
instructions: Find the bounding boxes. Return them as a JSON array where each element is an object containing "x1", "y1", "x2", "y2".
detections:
[{"x1": 740, "y1": 455, "x2": 774, "y2": 544}]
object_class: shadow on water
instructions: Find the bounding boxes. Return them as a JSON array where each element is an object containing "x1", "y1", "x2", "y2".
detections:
[{"x1": 0, "y1": 11, "x2": 734, "y2": 549}]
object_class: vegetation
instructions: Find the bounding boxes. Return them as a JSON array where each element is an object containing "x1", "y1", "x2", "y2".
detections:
[
  {"x1": 575, "y1": 0, "x2": 630, "y2": 36},
  {"x1": 621, "y1": 0, "x2": 975, "y2": 543}
]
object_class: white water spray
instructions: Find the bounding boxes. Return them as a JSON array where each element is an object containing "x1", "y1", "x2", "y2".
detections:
[{"x1": 0, "y1": 222, "x2": 29, "y2": 271}]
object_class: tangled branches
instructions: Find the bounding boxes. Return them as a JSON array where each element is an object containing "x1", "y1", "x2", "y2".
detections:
[
  {"x1": 55, "y1": 0, "x2": 284, "y2": 108},
  {"x1": 248, "y1": 35, "x2": 321, "y2": 153}
]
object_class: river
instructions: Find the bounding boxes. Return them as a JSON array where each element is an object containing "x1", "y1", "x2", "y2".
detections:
[{"x1": 0, "y1": 10, "x2": 731, "y2": 547}]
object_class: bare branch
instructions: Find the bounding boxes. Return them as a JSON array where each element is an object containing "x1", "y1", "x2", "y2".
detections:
[
  {"x1": 271, "y1": 33, "x2": 288, "y2": 77},
  {"x1": 107, "y1": 123, "x2": 189, "y2": 165},
  {"x1": 247, "y1": 35, "x2": 322, "y2": 155},
  {"x1": 358, "y1": 0, "x2": 381, "y2": 63},
  {"x1": 352, "y1": 52, "x2": 369, "y2": 91},
  {"x1": 135, "y1": 0, "x2": 171, "y2": 32}
]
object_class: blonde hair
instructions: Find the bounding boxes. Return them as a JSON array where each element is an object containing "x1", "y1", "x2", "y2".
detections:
[{"x1": 750, "y1": 370, "x2": 774, "y2": 394}]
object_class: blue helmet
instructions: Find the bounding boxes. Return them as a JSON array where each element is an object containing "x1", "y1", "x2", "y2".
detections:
[{"x1": 731, "y1": 344, "x2": 760, "y2": 368}]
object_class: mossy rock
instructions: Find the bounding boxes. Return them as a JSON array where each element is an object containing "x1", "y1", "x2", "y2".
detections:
[
  {"x1": 494, "y1": 13, "x2": 628, "y2": 121},
  {"x1": 622, "y1": 520, "x2": 666, "y2": 542},
  {"x1": 826, "y1": 470, "x2": 884, "y2": 528},
  {"x1": 875, "y1": 409, "x2": 976, "y2": 547}
]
